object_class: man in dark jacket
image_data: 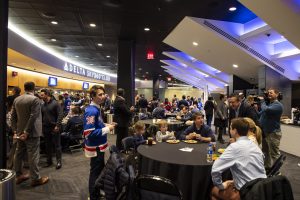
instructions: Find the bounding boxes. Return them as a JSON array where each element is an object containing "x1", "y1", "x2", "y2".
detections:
[
  {"x1": 137, "y1": 94, "x2": 148, "y2": 109},
  {"x1": 7, "y1": 86, "x2": 21, "y2": 110},
  {"x1": 178, "y1": 95, "x2": 189, "y2": 108},
  {"x1": 228, "y1": 94, "x2": 259, "y2": 126},
  {"x1": 40, "y1": 89, "x2": 63, "y2": 169},
  {"x1": 204, "y1": 97, "x2": 215, "y2": 127},
  {"x1": 113, "y1": 88, "x2": 135, "y2": 150}
]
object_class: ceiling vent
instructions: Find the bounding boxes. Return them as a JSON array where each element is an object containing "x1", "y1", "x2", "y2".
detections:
[{"x1": 203, "y1": 20, "x2": 285, "y2": 74}]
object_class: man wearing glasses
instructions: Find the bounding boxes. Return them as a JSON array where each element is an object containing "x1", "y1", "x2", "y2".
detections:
[{"x1": 83, "y1": 85, "x2": 115, "y2": 200}]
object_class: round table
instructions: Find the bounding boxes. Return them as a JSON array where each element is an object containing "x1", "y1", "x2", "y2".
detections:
[
  {"x1": 139, "y1": 119, "x2": 184, "y2": 126},
  {"x1": 137, "y1": 142, "x2": 226, "y2": 200}
]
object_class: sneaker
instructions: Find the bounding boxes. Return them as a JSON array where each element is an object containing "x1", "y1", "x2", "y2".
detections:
[
  {"x1": 16, "y1": 173, "x2": 30, "y2": 185},
  {"x1": 31, "y1": 176, "x2": 49, "y2": 187}
]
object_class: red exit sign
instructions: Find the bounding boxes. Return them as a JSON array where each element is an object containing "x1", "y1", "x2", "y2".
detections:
[{"x1": 147, "y1": 51, "x2": 154, "y2": 60}]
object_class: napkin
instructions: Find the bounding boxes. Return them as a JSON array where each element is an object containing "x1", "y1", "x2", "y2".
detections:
[{"x1": 179, "y1": 147, "x2": 194, "y2": 152}]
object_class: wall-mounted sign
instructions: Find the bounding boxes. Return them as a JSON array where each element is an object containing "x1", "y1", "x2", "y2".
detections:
[
  {"x1": 83, "y1": 82, "x2": 89, "y2": 90},
  {"x1": 147, "y1": 51, "x2": 154, "y2": 60},
  {"x1": 48, "y1": 76, "x2": 58, "y2": 86},
  {"x1": 63, "y1": 62, "x2": 110, "y2": 82}
]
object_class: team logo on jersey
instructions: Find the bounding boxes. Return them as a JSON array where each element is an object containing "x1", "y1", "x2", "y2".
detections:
[{"x1": 86, "y1": 116, "x2": 95, "y2": 125}]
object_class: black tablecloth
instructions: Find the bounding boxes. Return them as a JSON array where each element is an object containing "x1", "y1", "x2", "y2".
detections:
[{"x1": 138, "y1": 142, "x2": 226, "y2": 200}]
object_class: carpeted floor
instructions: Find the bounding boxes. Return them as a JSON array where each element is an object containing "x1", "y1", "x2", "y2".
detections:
[{"x1": 15, "y1": 133, "x2": 300, "y2": 200}]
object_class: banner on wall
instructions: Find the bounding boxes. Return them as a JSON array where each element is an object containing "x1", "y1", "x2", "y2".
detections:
[{"x1": 63, "y1": 62, "x2": 110, "y2": 82}]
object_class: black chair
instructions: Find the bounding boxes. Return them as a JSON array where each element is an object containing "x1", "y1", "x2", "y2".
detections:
[
  {"x1": 69, "y1": 123, "x2": 84, "y2": 153},
  {"x1": 122, "y1": 136, "x2": 135, "y2": 153},
  {"x1": 267, "y1": 154, "x2": 286, "y2": 177},
  {"x1": 136, "y1": 175, "x2": 183, "y2": 200}
]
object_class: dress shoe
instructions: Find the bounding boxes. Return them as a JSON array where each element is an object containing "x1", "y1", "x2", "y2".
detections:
[
  {"x1": 31, "y1": 176, "x2": 49, "y2": 187},
  {"x1": 56, "y1": 161, "x2": 62, "y2": 169},
  {"x1": 16, "y1": 174, "x2": 30, "y2": 184}
]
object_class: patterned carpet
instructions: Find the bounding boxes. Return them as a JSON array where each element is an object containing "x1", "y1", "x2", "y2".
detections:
[{"x1": 15, "y1": 134, "x2": 300, "y2": 200}]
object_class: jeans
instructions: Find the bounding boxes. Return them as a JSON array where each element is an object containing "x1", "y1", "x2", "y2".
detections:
[
  {"x1": 262, "y1": 131, "x2": 282, "y2": 169},
  {"x1": 206, "y1": 114, "x2": 213, "y2": 127},
  {"x1": 89, "y1": 149, "x2": 105, "y2": 200},
  {"x1": 44, "y1": 128, "x2": 62, "y2": 163},
  {"x1": 14, "y1": 137, "x2": 40, "y2": 180}
]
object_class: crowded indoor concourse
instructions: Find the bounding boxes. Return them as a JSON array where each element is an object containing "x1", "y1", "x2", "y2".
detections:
[{"x1": 1, "y1": 0, "x2": 300, "y2": 200}]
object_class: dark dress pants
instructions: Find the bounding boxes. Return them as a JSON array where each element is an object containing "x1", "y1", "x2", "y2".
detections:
[
  {"x1": 44, "y1": 127, "x2": 62, "y2": 164},
  {"x1": 89, "y1": 148, "x2": 105, "y2": 200},
  {"x1": 115, "y1": 125, "x2": 129, "y2": 150}
]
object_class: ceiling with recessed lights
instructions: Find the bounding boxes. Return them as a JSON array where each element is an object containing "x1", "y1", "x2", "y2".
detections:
[{"x1": 8, "y1": 0, "x2": 258, "y2": 82}]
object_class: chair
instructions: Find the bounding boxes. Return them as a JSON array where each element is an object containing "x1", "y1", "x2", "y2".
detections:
[
  {"x1": 136, "y1": 175, "x2": 183, "y2": 200},
  {"x1": 122, "y1": 136, "x2": 135, "y2": 153},
  {"x1": 69, "y1": 123, "x2": 84, "y2": 153},
  {"x1": 267, "y1": 154, "x2": 286, "y2": 177}
]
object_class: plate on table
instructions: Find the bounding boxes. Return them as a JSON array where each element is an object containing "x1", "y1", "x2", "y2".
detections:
[
  {"x1": 166, "y1": 140, "x2": 180, "y2": 144},
  {"x1": 218, "y1": 148, "x2": 225, "y2": 154},
  {"x1": 146, "y1": 141, "x2": 156, "y2": 145},
  {"x1": 183, "y1": 140, "x2": 198, "y2": 144}
]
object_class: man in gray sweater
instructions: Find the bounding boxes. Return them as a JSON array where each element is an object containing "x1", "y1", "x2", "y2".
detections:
[{"x1": 259, "y1": 88, "x2": 283, "y2": 169}]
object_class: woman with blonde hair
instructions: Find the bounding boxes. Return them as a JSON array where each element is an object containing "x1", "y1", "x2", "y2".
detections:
[{"x1": 244, "y1": 117, "x2": 262, "y2": 147}]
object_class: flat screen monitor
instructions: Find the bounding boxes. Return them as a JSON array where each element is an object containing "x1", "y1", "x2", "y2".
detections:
[
  {"x1": 83, "y1": 82, "x2": 89, "y2": 90},
  {"x1": 48, "y1": 77, "x2": 58, "y2": 87}
]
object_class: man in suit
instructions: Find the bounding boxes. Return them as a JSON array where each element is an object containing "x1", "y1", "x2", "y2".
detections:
[
  {"x1": 11, "y1": 82, "x2": 49, "y2": 186},
  {"x1": 228, "y1": 94, "x2": 259, "y2": 125},
  {"x1": 113, "y1": 88, "x2": 134, "y2": 150}
]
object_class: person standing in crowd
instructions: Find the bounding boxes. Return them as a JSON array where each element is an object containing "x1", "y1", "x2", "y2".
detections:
[
  {"x1": 259, "y1": 88, "x2": 283, "y2": 170},
  {"x1": 178, "y1": 95, "x2": 189, "y2": 108},
  {"x1": 214, "y1": 94, "x2": 228, "y2": 143},
  {"x1": 84, "y1": 85, "x2": 115, "y2": 200},
  {"x1": 63, "y1": 93, "x2": 72, "y2": 116},
  {"x1": 137, "y1": 94, "x2": 148, "y2": 110},
  {"x1": 172, "y1": 94, "x2": 178, "y2": 103},
  {"x1": 11, "y1": 82, "x2": 49, "y2": 186},
  {"x1": 7, "y1": 86, "x2": 21, "y2": 110},
  {"x1": 40, "y1": 89, "x2": 63, "y2": 169},
  {"x1": 113, "y1": 88, "x2": 135, "y2": 150},
  {"x1": 204, "y1": 97, "x2": 215, "y2": 127},
  {"x1": 228, "y1": 94, "x2": 259, "y2": 126},
  {"x1": 211, "y1": 118, "x2": 266, "y2": 200}
]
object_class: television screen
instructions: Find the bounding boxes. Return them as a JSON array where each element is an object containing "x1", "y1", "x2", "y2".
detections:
[
  {"x1": 48, "y1": 77, "x2": 57, "y2": 86},
  {"x1": 83, "y1": 82, "x2": 89, "y2": 90}
]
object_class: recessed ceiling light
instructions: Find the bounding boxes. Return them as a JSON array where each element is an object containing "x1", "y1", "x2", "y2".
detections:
[
  {"x1": 233, "y1": 64, "x2": 239, "y2": 68},
  {"x1": 192, "y1": 42, "x2": 198, "y2": 46},
  {"x1": 89, "y1": 23, "x2": 96, "y2": 27},
  {"x1": 144, "y1": 27, "x2": 150, "y2": 31},
  {"x1": 229, "y1": 7, "x2": 237, "y2": 11},
  {"x1": 106, "y1": 55, "x2": 110, "y2": 58},
  {"x1": 51, "y1": 38, "x2": 56, "y2": 42},
  {"x1": 159, "y1": 74, "x2": 162, "y2": 76},
  {"x1": 146, "y1": 72, "x2": 149, "y2": 74},
  {"x1": 205, "y1": 75, "x2": 209, "y2": 77},
  {"x1": 75, "y1": 55, "x2": 79, "y2": 58},
  {"x1": 51, "y1": 21, "x2": 58, "y2": 25},
  {"x1": 97, "y1": 43, "x2": 103, "y2": 46},
  {"x1": 90, "y1": 64, "x2": 94, "y2": 65}
]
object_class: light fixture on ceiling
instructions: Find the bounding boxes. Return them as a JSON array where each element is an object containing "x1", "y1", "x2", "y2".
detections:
[
  {"x1": 159, "y1": 74, "x2": 162, "y2": 76},
  {"x1": 90, "y1": 64, "x2": 94, "y2": 65},
  {"x1": 204, "y1": 75, "x2": 209, "y2": 77},
  {"x1": 106, "y1": 55, "x2": 110, "y2": 58},
  {"x1": 51, "y1": 38, "x2": 56, "y2": 42},
  {"x1": 144, "y1": 27, "x2": 150, "y2": 31},
  {"x1": 51, "y1": 21, "x2": 58, "y2": 25},
  {"x1": 233, "y1": 64, "x2": 239, "y2": 68},
  {"x1": 97, "y1": 43, "x2": 103, "y2": 46},
  {"x1": 229, "y1": 7, "x2": 237, "y2": 11},
  {"x1": 89, "y1": 23, "x2": 96, "y2": 27},
  {"x1": 192, "y1": 42, "x2": 198, "y2": 46},
  {"x1": 224, "y1": 84, "x2": 228, "y2": 86},
  {"x1": 75, "y1": 55, "x2": 79, "y2": 58},
  {"x1": 146, "y1": 72, "x2": 149, "y2": 74}
]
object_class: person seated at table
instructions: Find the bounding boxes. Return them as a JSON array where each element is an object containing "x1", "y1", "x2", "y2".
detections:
[
  {"x1": 176, "y1": 106, "x2": 192, "y2": 122},
  {"x1": 138, "y1": 108, "x2": 150, "y2": 120},
  {"x1": 133, "y1": 121, "x2": 147, "y2": 148},
  {"x1": 211, "y1": 118, "x2": 266, "y2": 200},
  {"x1": 179, "y1": 112, "x2": 215, "y2": 142},
  {"x1": 229, "y1": 117, "x2": 262, "y2": 148},
  {"x1": 170, "y1": 102, "x2": 180, "y2": 113},
  {"x1": 191, "y1": 103, "x2": 200, "y2": 114},
  {"x1": 156, "y1": 121, "x2": 175, "y2": 142},
  {"x1": 152, "y1": 103, "x2": 166, "y2": 119}
]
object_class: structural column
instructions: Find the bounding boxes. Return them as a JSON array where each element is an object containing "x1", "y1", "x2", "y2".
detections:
[
  {"x1": 117, "y1": 39, "x2": 135, "y2": 106},
  {"x1": 153, "y1": 75, "x2": 160, "y2": 99},
  {"x1": 0, "y1": 0, "x2": 8, "y2": 168}
]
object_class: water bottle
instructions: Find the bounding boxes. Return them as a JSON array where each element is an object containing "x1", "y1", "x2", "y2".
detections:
[{"x1": 207, "y1": 143, "x2": 213, "y2": 163}]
